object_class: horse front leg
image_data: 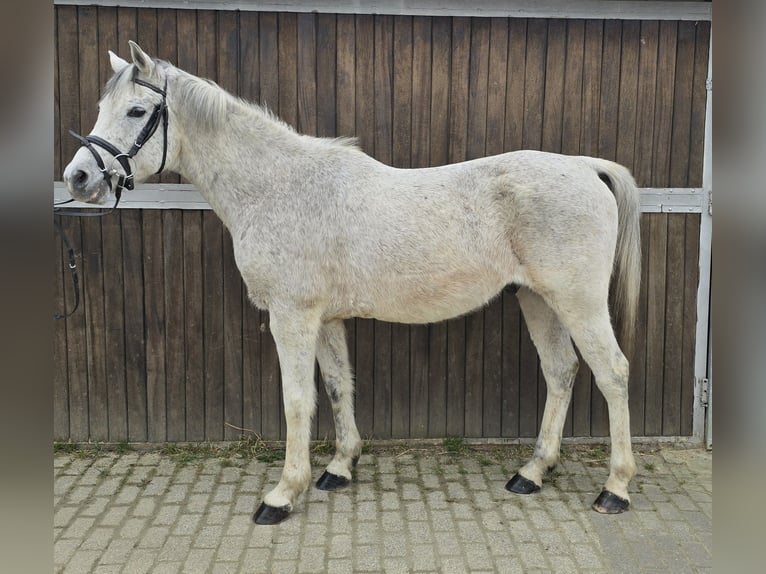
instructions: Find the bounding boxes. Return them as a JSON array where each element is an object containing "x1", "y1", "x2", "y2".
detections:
[
  {"x1": 253, "y1": 308, "x2": 322, "y2": 525},
  {"x1": 315, "y1": 319, "x2": 363, "y2": 490}
]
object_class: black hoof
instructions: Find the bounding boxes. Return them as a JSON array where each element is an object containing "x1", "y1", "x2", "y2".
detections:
[
  {"x1": 316, "y1": 470, "x2": 350, "y2": 491},
  {"x1": 505, "y1": 473, "x2": 541, "y2": 495},
  {"x1": 592, "y1": 489, "x2": 630, "y2": 514},
  {"x1": 253, "y1": 502, "x2": 290, "y2": 525}
]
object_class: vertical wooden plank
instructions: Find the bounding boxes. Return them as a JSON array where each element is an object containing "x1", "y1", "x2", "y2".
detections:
[
  {"x1": 632, "y1": 215, "x2": 651, "y2": 437},
  {"x1": 408, "y1": 15, "x2": 431, "y2": 439},
  {"x1": 645, "y1": 212, "x2": 667, "y2": 436},
  {"x1": 632, "y1": 21, "x2": 661, "y2": 435},
  {"x1": 582, "y1": 20, "x2": 609, "y2": 436},
  {"x1": 259, "y1": 13, "x2": 282, "y2": 439},
  {"x1": 348, "y1": 16, "x2": 375, "y2": 437},
  {"x1": 156, "y1": 9, "x2": 180, "y2": 185},
  {"x1": 411, "y1": 16, "x2": 432, "y2": 167},
  {"x1": 96, "y1": 4, "x2": 128, "y2": 444},
  {"x1": 57, "y1": 6, "x2": 80, "y2": 181},
  {"x1": 653, "y1": 21, "x2": 677, "y2": 188},
  {"x1": 669, "y1": 21, "x2": 694, "y2": 188},
  {"x1": 680, "y1": 214, "x2": 700, "y2": 435},
  {"x1": 239, "y1": 11, "x2": 261, "y2": 437},
  {"x1": 62, "y1": 219, "x2": 89, "y2": 440},
  {"x1": 486, "y1": 18, "x2": 507, "y2": 157},
  {"x1": 279, "y1": 12, "x2": 298, "y2": 131},
  {"x1": 688, "y1": 23, "x2": 710, "y2": 188},
  {"x1": 598, "y1": 20, "x2": 622, "y2": 161},
  {"x1": 390, "y1": 15, "x2": 412, "y2": 439},
  {"x1": 202, "y1": 211, "x2": 224, "y2": 440},
  {"x1": 617, "y1": 21, "x2": 645, "y2": 437},
  {"x1": 517, "y1": 18, "x2": 546, "y2": 438},
  {"x1": 164, "y1": 211, "x2": 186, "y2": 441},
  {"x1": 465, "y1": 16, "x2": 490, "y2": 438},
  {"x1": 616, "y1": 21, "x2": 639, "y2": 177},
  {"x1": 633, "y1": 21, "x2": 658, "y2": 188},
  {"x1": 654, "y1": 20, "x2": 682, "y2": 436},
  {"x1": 53, "y1": 216, "x2": 70, "y2": 439},
  {"x1": 336, "y1": 14, "x2": 355, "y2": 139},
  {"x1": 242, "y1": 301, "x2": 263, "y2": 437},
  {"x1": 482, "y1": 18, "x2": 508, "y2": 437},
  {"x1": 182, "y1": 209, "x2": 205, "y2": 442},
  {"x1": 561, "y1": 19, "x2": 584, "y2": 158},
  {"x1": 671, "y1": 21, "x2": 698, "y2": 436},
  {"x1": 542, "y1": 19, "x2": 565, "y2": 154},
  {"x1": 136, "y1": 9, "x2": 161, "y2": 182},
  {"x1": 501, "y1": 293, "x2": 521, "y2": 438},
  {"x1": 522, "y1": 19, "x2": 546, "y2": 151},
  {"x1": 121, "y1": 211, "x2": 148, "y2": 442},
  {"x1": 316, "y1": 13, "x2": 336, "y2": 138},
  {"x1": 445, "y1": 17, "x2": 470, "y2": 438},
  {"x1": 76, "y1": 6, "x2": 109, "y2": 441},
  {"x1": 239, "y1": 11, "x2": 260, "y2": 103},
  {"x1": 372, "y1": 14, "x2": 394, "y2": 438},
  {"x1": 501, "y1": 18, "x2": 526, "y2": 438},
  {"x1": 579, "y1": 19, "x2": 602, "y2": 157},
  {"x1": 663, "y1": 214, "x2": 685, "y2": 436},
  {"x1": 426, "y1": 16, "x2": 450, "y2": 438},
  {"x1": 136, "y1": 8, "x2": 158, "y2": 55},
  {"x1": 278, "y1": 12, "x2": 298, "y2": 439},
  {"x1": 143, "y1": 210, "x2": 167, "y2": 442},
  {"x1": 355, "y1": 15, "x2": 375, "y2": 157},
  {"x1": 54, "y1": 10, "x2": 61, "y2": 178},
  {"x1": 504, "y1": 18, "x2": 526, "y2": 152},
  {"x1": 196, "y1": 11, "x2": 225, "y2": 442},
  {"x1": 174, "y1": 10, "x2": 204, "y2": 441},
  {"x1": 218, "y1": 11, "x2": 245, "y2": 441},
  {"x1": 102, "y1": 212, "x2": 129, "y2": 443},
  {"x1": 297, "y1": 13, "x2": 317, "y2": 136}
]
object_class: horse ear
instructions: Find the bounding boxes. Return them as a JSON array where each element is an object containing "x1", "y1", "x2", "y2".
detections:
[
  {"x1": 128, "y1": 40, "x2": 155, "y2": 76},
  {"x1": 109, "y1": 50, "x2": 129, "y2": 74}
]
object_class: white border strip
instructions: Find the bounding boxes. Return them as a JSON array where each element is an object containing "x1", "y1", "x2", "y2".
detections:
[
  {"x1": 53, "y1": 0, "x2": 711, "y2": 21},
  {"x1": 693, "y1": 34, "x2": 712, "y2": 447},
  {"x1": 54, "y1": 182, "x2": 708, "y2": 213}
]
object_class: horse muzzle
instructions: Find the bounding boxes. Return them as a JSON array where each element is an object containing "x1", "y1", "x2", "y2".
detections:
[{"x1": 62, "y1": 150, "x2": 113, "y2": 204}]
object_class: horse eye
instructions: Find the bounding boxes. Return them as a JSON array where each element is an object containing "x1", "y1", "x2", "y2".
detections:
[{"x1": 127, "y1": 107, "x2": 146, "y2": 118}]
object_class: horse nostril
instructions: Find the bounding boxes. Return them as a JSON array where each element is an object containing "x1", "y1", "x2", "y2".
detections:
[{"x1": 71, "y1": 170, "x2": 88, "y2": 190}]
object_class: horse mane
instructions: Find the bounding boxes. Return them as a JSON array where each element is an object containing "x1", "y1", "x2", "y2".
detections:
[{"x1": 104, "y1": 58, "x2": 359, "y2": 150}]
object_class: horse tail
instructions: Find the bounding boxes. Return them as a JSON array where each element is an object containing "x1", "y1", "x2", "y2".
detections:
[{"x1": 586, "y1": 157, "x2": 642, "y2": 352}]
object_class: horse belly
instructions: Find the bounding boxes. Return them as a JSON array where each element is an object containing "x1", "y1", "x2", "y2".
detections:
[{"x1": 364, "y1": 268, "x2": 508, "y2": 324}]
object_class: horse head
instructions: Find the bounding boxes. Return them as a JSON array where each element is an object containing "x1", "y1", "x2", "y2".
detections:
[{"x1": 63, "y1": 42, "x2": 173, "y2": 204}]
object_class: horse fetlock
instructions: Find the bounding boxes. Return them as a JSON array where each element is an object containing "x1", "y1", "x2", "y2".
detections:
[{"x1": 326, "y1": 457, "x2": 354, "y2": 480}]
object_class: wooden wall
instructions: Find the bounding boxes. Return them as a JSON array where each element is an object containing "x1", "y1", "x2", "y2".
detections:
[{"x1": 54, "y1": 5, "x2": 711, "y2": 442}]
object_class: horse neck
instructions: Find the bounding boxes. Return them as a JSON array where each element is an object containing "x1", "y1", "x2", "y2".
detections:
[{"x1": 168, "y1": 71, "x2": 305, "y2": 227}]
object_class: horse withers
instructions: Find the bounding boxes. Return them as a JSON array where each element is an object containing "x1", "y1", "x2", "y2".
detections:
[{"x1": 63, "y1": 42, "x2": 642, "y2": 525}]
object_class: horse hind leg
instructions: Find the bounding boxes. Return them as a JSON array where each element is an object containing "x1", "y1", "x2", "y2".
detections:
[
  {"x1": 507, "y1": 288, "x2": 579, "y2": 495},
  {"x1": 314, "y1": 319, "x2": 363, "y2": 491},
  {"x1": 555, "y1": 294, "x2": 637, "y2": 514}
]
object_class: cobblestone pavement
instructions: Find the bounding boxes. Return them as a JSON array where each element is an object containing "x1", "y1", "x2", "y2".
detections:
[{"x1": 54, "y1": 443, "x2": 712, "y2": 573}]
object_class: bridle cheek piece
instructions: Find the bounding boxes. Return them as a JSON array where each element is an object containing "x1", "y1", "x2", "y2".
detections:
[{"x1": 68, "y1": 76, "x2": 168, "y2": 208}]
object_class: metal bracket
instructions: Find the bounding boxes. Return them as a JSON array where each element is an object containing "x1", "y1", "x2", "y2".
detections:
[
  {"x1": 639, "y1": 188, "x2": 706, "y2": 214},
  {"x1": 698, "y1": 377, "x2": 710, "y2": 408}
]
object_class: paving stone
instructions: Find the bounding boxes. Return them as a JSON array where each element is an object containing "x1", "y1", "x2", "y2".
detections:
[{"x1": 53, "y1": 447, "x2": 712, "y2": 574}]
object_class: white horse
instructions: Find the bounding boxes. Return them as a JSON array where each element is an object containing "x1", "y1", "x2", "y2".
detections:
[{"x1": 63, "y1": 42, "x2": 641, "y2": 525}]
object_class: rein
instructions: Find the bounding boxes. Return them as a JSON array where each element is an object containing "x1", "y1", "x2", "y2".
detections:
[{"x1": 54, "y1": 74, "x2": 169, "y2": 318}]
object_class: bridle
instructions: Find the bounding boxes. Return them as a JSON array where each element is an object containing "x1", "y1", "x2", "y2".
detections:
[
  {"x1": 57, "y1": 73, "x2": 169, "y2": 214},
  {"x1": 54, "y1": 71, "x2": 169, "y2": 319}
]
